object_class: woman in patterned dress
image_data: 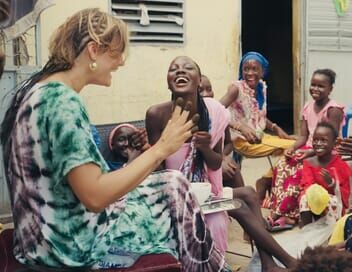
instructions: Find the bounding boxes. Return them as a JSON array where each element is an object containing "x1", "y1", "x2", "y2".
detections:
[
  {"x1": 146, "y1": 56, "x2": 297, "y2": 271},
  {"x1": 0, "y1": 8, "x2": 231, "y2": 271}
]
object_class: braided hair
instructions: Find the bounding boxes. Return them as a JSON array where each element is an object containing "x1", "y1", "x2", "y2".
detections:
[
  {"x1": 193, "y1": 85, "x2": 210, "y2": 181},
  {"x1": 313, "y1": 68, "x2": 336, "y2": 86},
  {"x1": 1, "y1": 8, "x2": 128, "y2": 149}
]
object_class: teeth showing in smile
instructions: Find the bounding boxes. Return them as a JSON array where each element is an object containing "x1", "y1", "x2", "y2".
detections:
[{"x1": 175, "y1": 77, "x2": 188, "y2": 84}]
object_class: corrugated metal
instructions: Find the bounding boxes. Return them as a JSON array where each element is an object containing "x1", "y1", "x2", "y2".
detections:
[
  {"x1": 0, "y1": 70, "x2": 16, "y2": 215},
  {"x1": 0, "y1": 68, "x2": 38, "y2": 216},
  {"x1": 302, "y1": 0, "x2": 352, "y2": 111},
  {"x1": 307, "y1": 0, "x2": 352, "y2": 51},
  {"x1": 112, "y1": 0, "x2": 184, "y2": 44}
]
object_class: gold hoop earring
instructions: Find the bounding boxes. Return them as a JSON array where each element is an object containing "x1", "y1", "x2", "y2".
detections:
[{"x1": 89, "y1": 62, "x2": 97, "y2": 71}]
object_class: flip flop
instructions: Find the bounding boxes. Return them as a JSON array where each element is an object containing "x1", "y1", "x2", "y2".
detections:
[
  {"x1": 270, "y1": 217, "x2": 294, "y2": 232},
  {"x1": 261, "y1": 196, "x2": 271, "y2": 209}
]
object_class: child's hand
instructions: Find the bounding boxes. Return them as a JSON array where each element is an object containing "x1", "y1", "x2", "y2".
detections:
[
  {"x1": 240, "y1": 125, "x2": 261, "y2": 144},
  {"x1": 130, "y1": 128, "x2": 148, "y2": 150},
  {"x1": 295, "y1": 149, "x2": 315, "y2": 161},
  {"x1": 320, "y1": 168, "x2": 334, "y2": 187},
  {"x1": 284, "y1": 147, "x2": 295, "y2": 158},
  {"x1": 193, "y1": 131, "x2": 212, "y2": 152}
]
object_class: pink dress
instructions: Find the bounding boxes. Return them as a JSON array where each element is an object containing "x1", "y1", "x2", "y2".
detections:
[
  {"x1": 302, "y1": 99, "x2": 345, "y2": 147},
  {"x1": 165, "y1": 98, "x2": 230, "y2": 253}
]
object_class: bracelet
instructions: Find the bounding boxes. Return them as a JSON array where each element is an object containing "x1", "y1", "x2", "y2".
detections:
[{"x1": 271, "y1": 123, "x2": 278, "y2": 131}]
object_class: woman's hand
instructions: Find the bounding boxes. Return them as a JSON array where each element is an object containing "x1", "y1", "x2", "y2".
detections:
[
  {"x1": 240, "y1": 125, "x2": 261, "y2": 144},
  {"x1": 222, "y1": 156, "x2": 238, "y2": 180},
  {"x1": 155, "y1": 98, "x2": 199, "y2": 158},
  {"x1": 193, "y1": 131, "x2": 212, "y2": 152},
  {"x1": 130, "y1": 128, "x2": 149, "y2": 151}
]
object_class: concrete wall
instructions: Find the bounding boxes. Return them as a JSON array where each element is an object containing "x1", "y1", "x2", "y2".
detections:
[{"x1": 39, "y1": 0, "x2": 240, "y2": 124}]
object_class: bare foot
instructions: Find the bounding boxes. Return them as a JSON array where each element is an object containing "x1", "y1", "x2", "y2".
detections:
[{"x1": 285, "y1": 217, "x2": 296, "y2": 225}]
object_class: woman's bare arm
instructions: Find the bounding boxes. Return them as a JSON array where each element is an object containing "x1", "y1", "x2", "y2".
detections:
[{"x1": 68, "y1": 102, "x2": 196, "y2": 212}]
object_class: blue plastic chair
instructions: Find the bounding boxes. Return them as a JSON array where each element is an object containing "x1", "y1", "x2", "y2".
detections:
[{"x1": 342, "y1": 105, "x2": 352, "y2": 138}]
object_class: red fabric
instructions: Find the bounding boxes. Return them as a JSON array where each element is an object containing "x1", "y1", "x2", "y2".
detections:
[
  {"x1": 0, "y1": 228, "x2": 181, "y2": 272},
  {"x1": 301, "y1": 155, "x2": 352, "y2": 209}
]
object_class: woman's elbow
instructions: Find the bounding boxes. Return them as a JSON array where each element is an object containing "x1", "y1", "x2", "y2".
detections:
[
  {"x1": 208, "y1": 160, "x2": 222, "y2": 171},
  {"x1": 81, "y1": 198, "x2": 107, "y2": 213}
]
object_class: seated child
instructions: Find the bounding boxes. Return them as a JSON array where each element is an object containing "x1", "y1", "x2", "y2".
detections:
[
  {"x1": 200, "y1": 74, "x2": 244, "y2": 188},
  {"x1": 299, "y1": 122, "x2": 352, "y2": 227},
  {"x1": 199, "y1": 74, "x2": 214, "y2": 98},
  {"x1": 107, "y1": 124, "x2": 149, "y2": 170}
]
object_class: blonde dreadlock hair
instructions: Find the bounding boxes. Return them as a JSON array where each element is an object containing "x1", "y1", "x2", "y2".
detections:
[{"x1": 1, "y1": 8, "x2": 128, "y2": 149}]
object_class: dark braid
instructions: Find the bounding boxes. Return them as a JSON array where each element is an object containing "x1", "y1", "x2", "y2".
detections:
[
  {"x1": 192, "y1": 89, "x2": 210, "y2": 181},
  {"x1": 188, "y1": 59, "x2": 210, "y2": 181},
  {"x1": 316, "y1": 121, "x2": 338, "y2": 140},
  {"x1": 0, "y1": 59, "x2": 71, "y2": 150}
]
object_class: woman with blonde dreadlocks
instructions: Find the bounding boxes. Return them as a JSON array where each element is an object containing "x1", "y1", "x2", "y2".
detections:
[{"x1": 0, "y1": 8, "x2": 232, "y2": 271}]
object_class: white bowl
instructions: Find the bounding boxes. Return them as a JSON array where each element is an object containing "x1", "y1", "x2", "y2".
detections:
[{"x1": 190, "y1": 182, "x2": 212, "y2": 204}]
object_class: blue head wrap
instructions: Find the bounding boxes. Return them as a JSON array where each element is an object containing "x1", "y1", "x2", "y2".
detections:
[{"x1": 239, "y1": 52, "x2": 269, "y2": 110}]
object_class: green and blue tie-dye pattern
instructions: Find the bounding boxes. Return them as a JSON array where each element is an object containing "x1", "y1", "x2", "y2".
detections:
[{"x1": 34, "y1": 82, "x2": 112, "y2": 266}]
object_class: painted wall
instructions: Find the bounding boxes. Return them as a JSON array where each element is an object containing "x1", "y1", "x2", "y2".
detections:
[{"x1": 39, "y1": 0, "x2": 240, "y2": 124}]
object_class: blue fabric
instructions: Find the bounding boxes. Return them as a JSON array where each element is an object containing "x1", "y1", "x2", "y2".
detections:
[
  {"x1": 344, "y1": 214, "x2": 352, "y2": 252},
  {"x1": 90, "y1": 124, "x2": 101, "y2": 149},
  {"x1": 239, "y1": 52, "x2": 269, "y2": 110},
  {"x1": 107, "y1": 160, "x2": 124, "y2": 171}
]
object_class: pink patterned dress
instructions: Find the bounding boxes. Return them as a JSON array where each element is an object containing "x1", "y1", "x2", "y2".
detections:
[{"x1": 228, "y1": 79, "x2": 267, "y2": 141}]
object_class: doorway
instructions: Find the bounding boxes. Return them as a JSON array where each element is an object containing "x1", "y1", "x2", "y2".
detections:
[{"x1": 241, "y1": 0, "x2": 293, "y2": 134}]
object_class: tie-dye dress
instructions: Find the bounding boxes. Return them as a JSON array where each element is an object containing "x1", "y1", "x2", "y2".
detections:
[{"x1": 5, "y1": 82, "x2": 230, "y2": 271}]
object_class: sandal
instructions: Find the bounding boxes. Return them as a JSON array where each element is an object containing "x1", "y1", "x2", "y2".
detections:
[
  {"x1": 261, "y1": 196, "x2": 271, "y2": 209},
  {"x1": 270, "y1": 216, "x2": 294, "y2": 232}
]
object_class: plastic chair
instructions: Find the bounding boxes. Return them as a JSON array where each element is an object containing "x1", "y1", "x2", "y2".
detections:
[{"x1": 342, "y1": 105, "x2": 352, "y2": 138}]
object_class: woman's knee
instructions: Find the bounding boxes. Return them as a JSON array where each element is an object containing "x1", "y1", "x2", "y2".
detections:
[
  {"x1": 228, "y1": 198, "x2": 250, "y2": 218},
  {"x1": 233, "y1": 186, "x2": 257, "y2": 201}
]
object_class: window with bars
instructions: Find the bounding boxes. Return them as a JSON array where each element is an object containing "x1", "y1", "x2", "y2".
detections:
[{"x1": 111, "y1": 0, "x2": 184, "y2": 44}]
